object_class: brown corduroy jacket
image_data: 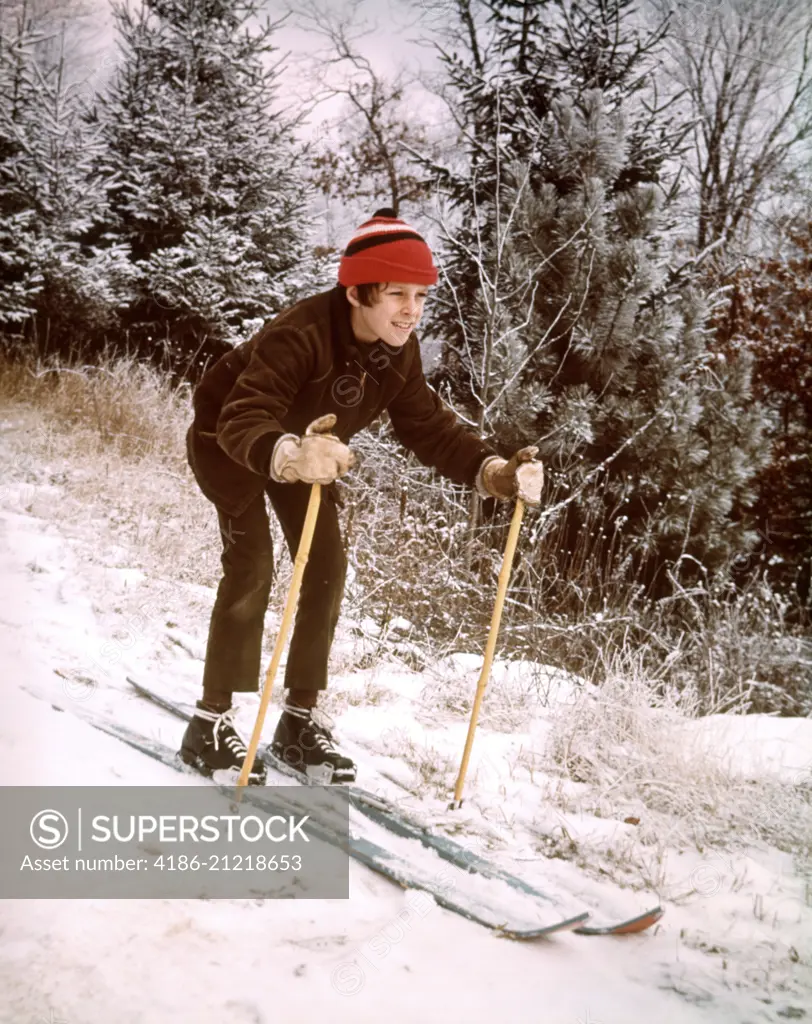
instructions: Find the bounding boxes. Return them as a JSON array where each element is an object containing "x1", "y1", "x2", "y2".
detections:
[{"x1": 187, "y1": 285, "x2": 496, "y2": 518}]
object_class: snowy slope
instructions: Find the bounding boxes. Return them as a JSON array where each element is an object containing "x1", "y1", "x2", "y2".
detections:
[{"x1": 1, "y1": 436, "x2": 810, "y2": 1022}]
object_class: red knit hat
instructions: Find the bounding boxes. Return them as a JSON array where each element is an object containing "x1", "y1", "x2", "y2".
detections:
[{"x1": 338, "y1": 208, "x2": 438, "y2": 287}]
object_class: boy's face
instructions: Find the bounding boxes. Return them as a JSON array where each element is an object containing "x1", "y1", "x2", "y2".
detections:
[{"x1": 347, "y1": 283, "x2": 429, "y2": 348}]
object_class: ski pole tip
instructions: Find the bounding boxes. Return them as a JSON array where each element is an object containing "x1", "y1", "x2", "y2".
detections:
[{"x1": 447, "y1": 798, "x2": 464, "y2": 811}]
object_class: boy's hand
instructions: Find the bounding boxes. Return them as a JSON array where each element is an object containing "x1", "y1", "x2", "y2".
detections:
[
  {"x1": 481, "y1": 446, "x2": 544, "y2": 505},
  {"x1": 270, "y1": 414, "x2": 356, "y2": 485}
]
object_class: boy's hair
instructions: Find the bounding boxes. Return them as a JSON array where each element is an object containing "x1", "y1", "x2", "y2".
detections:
[{"x1": 352, "y1": 282, "x2": 386, "y2": 307}]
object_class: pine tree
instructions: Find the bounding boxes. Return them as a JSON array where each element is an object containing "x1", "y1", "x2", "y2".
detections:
[
  {"x1": 423, "y1": 0, "x2": 767, "y2": 597},
  {"x1": 90, "y1": 0, "x2": 314, "y2": 373},
  {"x1": 0, "y1": 7, "x2": 129, "y2": 349}
]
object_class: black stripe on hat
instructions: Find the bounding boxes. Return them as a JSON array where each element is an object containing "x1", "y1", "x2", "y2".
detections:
[{"x1": 344, "y1": 230, "x2": 426, "y2": 257}]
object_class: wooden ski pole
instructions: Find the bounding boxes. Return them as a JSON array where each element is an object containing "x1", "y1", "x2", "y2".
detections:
[
  {"x1": 236, "y1": 481, "x2": 322, "y2": 793},
  {"x1": 449, "y1": 497, "x2": 526, "y2": 809}
]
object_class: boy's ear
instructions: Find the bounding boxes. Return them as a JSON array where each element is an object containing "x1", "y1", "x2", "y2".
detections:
[{"x1": 345, "y1": 285, "x2": 360, "y2": 308}]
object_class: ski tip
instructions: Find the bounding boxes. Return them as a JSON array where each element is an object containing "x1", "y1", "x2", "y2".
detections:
[{"x1": 574, "y1": 905, "x2": 665, "y2": 936}]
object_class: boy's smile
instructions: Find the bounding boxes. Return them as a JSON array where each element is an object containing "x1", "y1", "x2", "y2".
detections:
[{"x1": 347, "y1": 283, "x2": 429, "y2": 348}]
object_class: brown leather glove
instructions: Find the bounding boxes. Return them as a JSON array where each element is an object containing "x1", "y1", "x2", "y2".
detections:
[
  {"x1": 270, "y1": 414, "x2": 355, "y2": 485},
  {"x1": 481, "y1": 446, "x2": 544, "y2": 505}
]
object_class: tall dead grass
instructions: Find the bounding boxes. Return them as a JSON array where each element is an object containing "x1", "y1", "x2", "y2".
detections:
[
  {"x1": 0, "y1": 351, "x2": 190, "y2": 465},
  {"x1": 0, "y1": 350, "x2": 236, "y2": 593},
  {"x1": 345, "y1": 421, "x2": 811, "y2": 718}
]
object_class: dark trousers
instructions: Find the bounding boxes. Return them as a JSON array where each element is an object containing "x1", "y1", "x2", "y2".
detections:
[{"x1": 201, "y1": 480, "x2": 347, "y2": 699}]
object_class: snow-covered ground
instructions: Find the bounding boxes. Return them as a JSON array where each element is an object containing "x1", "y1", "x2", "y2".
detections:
[{"x1": 1, "y1": 410, "x2": 810, "y2": 1023}]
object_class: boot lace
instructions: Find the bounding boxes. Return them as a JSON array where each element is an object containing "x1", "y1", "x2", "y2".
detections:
[
  {"x1": 308, "y1": 708, "x2": 340, "y2": 753},
  {"x1": 211, "y1": 708, "x2": 249, "y2": 759},
  {"x1": 283, "y1": 705, "x2": 339, "y2": 756}
]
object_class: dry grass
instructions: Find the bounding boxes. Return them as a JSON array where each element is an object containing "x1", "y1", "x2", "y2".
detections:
[
  {"x1": 0, "y1": 352, "x2": 189, "y2": 463},
  {"x1": 544, "y1": 647, "x2": 812, "y2": 872},
  {"x1": 0, "y1": 351, "x2": 298, "y2": 601},
  {"x1": 415, "y1": 662, "x2": 540, "y2": 732},
  {"x1": 369, "y1": 728, "x2": 458, "y2": 800},
  {"x1": 0, "y1": 356, "x2": 215, "y2": 585},
  {"x1": 315, "y1": 677, "x2": 395, "y2": 719}
]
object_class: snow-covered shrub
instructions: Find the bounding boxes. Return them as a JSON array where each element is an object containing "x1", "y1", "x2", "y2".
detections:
[{"x1": 338, "y1": 419, "x2": 498, "y2": 650}]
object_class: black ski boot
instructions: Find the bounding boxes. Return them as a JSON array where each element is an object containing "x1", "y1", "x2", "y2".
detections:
[
  {"x1": 180, "y1": 704, "x2": 266, "y2": 785},
  {"x1": 270, "y1": 704, "x2": 356, "y2": 784}
]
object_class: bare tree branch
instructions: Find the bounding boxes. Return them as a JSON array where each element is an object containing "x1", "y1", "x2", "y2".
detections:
[
  {"x1": 289, "y1": 0, "x2": 435, "y2": 215},
  {"x1": 649, "y1": 0, "x2": 812, "y2": 260}
]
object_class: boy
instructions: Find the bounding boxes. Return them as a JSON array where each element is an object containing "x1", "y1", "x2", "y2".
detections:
[{"x1": 180, "y1": 208, "x2": 543, "y2": 784}]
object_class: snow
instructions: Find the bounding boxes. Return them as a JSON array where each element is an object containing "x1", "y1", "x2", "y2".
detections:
[{"x1": 1, "y1": 456, "x2": 811, "y2": 1022}]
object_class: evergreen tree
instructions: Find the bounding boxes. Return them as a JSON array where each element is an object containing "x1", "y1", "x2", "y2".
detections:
[
  {"x1": 423, "y1": 0, "x2": 767, "y2": 596},
  {"x1": 90, "y1": 0, "x2": 315, "y2": 374},
  {"x1": 0, "y1": 8, "x2": 129, "y2": 349}
]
